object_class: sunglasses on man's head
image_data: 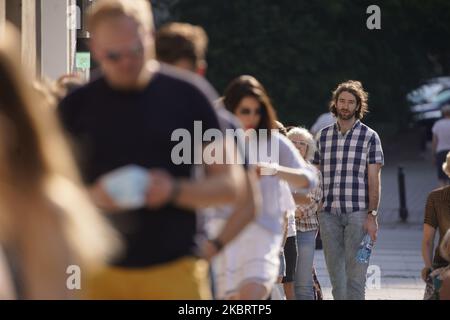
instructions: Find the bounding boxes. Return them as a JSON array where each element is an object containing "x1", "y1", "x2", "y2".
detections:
[
  {"x1": 238, "y1": 107, "x2": 262, "y2": 116},
  {"x1": 104, "y1": 44, "x2": 144, "y2": 62}
]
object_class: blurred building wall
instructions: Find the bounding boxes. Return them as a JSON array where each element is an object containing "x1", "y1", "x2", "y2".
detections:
[
  {"x1": 0, "y1": 0, "x2": 79, "y2": 80},
  {"x1": 41, "y1": 0, "x2": 77, "y2": 80}
]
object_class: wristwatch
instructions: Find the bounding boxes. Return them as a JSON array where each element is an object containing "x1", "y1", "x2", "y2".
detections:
[{"x1": 368, "y1": 210, "x2": 378, "y2": 217}]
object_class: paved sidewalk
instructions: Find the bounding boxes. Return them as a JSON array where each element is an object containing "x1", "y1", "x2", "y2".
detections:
[
  {"x1": 378, "y1": 160, "x2": 438, "y2": 225},
  {"x1": 315, "y1": 225, "x2": 426, "y2": 300}
]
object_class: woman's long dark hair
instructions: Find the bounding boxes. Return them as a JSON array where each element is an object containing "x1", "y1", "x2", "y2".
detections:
[{"x1": 223, "y1": 75, "x2": 278, "y2": 132}]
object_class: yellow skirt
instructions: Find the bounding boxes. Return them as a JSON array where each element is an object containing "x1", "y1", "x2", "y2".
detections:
[{"x1": 82, "y1": 256, "x2": 212, "y2": 300}]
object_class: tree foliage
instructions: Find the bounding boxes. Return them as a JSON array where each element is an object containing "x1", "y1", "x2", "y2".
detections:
[{"x1": 155, "y1": 0, "x2": 450, "y2": 135}]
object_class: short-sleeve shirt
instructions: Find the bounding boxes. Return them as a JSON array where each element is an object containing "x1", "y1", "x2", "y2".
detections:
[
  {"x1": 424, "y1": 186, "x2": 450, "y2": 269},
  {"x1": 295, "y1": 163, "x2": 322, "y2": 232},
  {"x1": 432, "y1": 118, "x2": 450, "y2": 153},
  {"x1": 256, "y1": 132, "x2": 317, "y2": 234},
  {"x1": 59, "y1": 67, "x2": 221, "y2": 268},
  {"x1": 313, "y1": 120, "x2": 384, "y2": 214}
]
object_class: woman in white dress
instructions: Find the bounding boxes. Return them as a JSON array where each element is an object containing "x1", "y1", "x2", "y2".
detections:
[{"x1": 209, "y1": 75, "x2": 317, "y2": 299}]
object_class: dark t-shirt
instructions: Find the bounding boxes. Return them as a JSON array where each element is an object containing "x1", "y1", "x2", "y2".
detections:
[{"x1": 59, "y1": 67, "x2": 221, "y2": 268}]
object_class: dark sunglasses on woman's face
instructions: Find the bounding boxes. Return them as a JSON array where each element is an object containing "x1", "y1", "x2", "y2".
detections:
[
  {"x1": 238, "y1": 107, "x2": 262, "y2": 116},
  {"x1": 105, "y1": 44, "x2": 144, "y2": 63}
]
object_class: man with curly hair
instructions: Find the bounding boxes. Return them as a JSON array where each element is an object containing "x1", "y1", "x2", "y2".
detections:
[{"x1": 313, "y1": 80, "x2": 384, "y2": 300}]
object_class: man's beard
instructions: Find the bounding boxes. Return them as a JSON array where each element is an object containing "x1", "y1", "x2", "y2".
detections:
[{"x1": 337, "y1": 109, "x2": 356, "y2": 120}]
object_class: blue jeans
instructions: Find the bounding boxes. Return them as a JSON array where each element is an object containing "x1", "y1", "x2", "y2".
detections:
[
  {"x1": 294, "y1": 230, "x2": 317, "y2": 300},
  {"x1": 318, "y1": 211, "x2": 369, "y2": 300}
]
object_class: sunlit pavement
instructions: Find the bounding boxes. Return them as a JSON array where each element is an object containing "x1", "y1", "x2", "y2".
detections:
[{"x1": 315, "y1": 225, "x2": 426, "y2": 300}]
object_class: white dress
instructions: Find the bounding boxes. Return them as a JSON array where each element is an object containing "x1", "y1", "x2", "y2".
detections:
[{"x1": 207, "y1": 132, "x2": 314, "y2": 299}]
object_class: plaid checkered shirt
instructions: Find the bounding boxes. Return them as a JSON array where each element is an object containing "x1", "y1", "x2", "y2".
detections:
[
  {"x1": 313, "y1": 120, "x2": 384, "y2": 215},
  {"x1": 295, "y1": 164, "x2": 322, "y2": 232}
]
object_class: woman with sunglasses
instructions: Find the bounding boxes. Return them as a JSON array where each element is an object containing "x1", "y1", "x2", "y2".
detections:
[
  {"x1": 212, "y1": 75, "x2": 316, "y2": 300},
  {"x1": 287, "y1": 127, "x2": 323, "y2": 300}
]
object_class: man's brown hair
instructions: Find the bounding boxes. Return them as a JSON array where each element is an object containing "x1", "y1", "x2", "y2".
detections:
[
  {"x1": 155, "y1": 22, "x2": 208, "y2": 69},
  {"x1": 329, "y1": 80, "x2": 369, "y2": 120}
]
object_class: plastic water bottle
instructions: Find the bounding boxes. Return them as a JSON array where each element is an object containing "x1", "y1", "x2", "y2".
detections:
[{"x1": 356, "y1": 234, "x2": 373, "y2": 264}]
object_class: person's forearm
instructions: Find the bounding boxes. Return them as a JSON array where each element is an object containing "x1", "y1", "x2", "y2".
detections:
[
  {"x1": 88, "y1": 183, "x2": 123, "y2": 213},
  {"x1": 422, "y1": 241, "x2": 434, "y2": 268},
  {"x1": 175, "y1": 171, "x2": 239, "y2": 209},
  {"x1": 368, "y1": 172, "x2": 381, "y2": 212},
  {"x1": 282, "y1": 215, "x2": 288, "y2": 247},
  {"x1": 292, "y1": 193, "x2": 310, "y2": 205},
  {"x1": 276, "y1": 166, "x2": 313, "y2": 189},
  {"x1": 175, "y1": 138, "x2": 244, "y2": 209}
]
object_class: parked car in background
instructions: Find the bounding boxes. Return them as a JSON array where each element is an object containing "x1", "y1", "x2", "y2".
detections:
[
  {"x1": 407, "y1": 77, "x2": 450, "y2": 105},
  {"x1": 408, "y1": 77, "x2": 450, "y2": 151},
  {"x1": 411, "y1": 89, "x2": 450, "y2": 122}
]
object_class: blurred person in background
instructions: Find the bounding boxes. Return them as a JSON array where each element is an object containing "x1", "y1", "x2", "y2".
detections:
[
  {"x1": 33, "y1": 74, "x2": 85, "y2": 112},
  {"x1": 155, "y1": 22, "x2": 260, "y2": 264},
  {"x1": 287, "y1": 127, "x2": 323, "y2": 300},
  {"x1": 274, "y1": 121, "x2": 298, "y2": 300},
  {"x1": 0, "y1": 22, "x2": 118, "y2": 300},
  {"x1": 422, "y1": 152, "x2": 450, "y2": 300},
  {"x1": 310, "y1": 112, "x2": 335, "y2": 139},
  {"x1": 431, "y1": 104, "x2": 450, "y2": 187},
  {"x1": 54, "y1": 74, "x2": 86, "y2": 102},
  {"x1": 156, "y1": 22, "x2": 208, "y2": 76},
  {"x1": 59, "y1": 0, "x2": 244, "y2": 299},
  {"x1": 221, "y1": 75, "x2": 317, "y2": 299}
]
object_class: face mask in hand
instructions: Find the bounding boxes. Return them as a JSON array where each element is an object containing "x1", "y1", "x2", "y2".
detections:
[{"x1": 101, "y1": 165, "x2": 150, "y2": 210}]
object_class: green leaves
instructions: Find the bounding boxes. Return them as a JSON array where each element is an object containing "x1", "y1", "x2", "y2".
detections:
[{"x1": 163, "y1": 0, "x2": 450, "y2": 134}]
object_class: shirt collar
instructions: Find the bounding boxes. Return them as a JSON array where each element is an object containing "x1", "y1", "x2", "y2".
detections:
[{"x1": 334, "y1": 119, "x2": 361, "y2": 134}]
